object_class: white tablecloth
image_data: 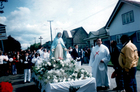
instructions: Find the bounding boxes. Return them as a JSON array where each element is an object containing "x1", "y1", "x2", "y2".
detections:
[{"x1": 32, "y1": 73, "x2": 96, "y2": 92}]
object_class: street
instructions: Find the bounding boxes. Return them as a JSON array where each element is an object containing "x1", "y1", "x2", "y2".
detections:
[{"x1": 0, "y1": 65, "x2": 140, "y2": 92}]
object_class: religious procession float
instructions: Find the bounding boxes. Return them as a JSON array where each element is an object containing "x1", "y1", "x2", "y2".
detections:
[{"x1": 32, "y1": 58, "x2": 96, "y2": 92}]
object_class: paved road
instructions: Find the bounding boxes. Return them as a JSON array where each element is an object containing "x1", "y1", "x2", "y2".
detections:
[
  {"x1": 0, "y1": 64, "x2": 140, "y2": 92},
  {"x1": 81, "y1": 64, "x2": 140, "y2": 92}
]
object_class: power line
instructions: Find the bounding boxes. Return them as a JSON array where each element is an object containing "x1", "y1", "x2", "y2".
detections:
[{"x1": 65, "y1": 2, "x2": 116, "y2": 30}]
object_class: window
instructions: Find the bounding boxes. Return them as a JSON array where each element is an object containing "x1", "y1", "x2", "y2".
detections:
[
  {"x1": 136, "y1": 31, "x2": 140, "y2": 42},
  {"x1": 122, "y1": 10, "x2": 134, "y2": 25},
  {"x1": 116, "y1": 35, "x2": 122, "y2": 44}
]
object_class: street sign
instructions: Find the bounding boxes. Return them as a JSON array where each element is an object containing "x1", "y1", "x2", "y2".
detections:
[{"x1": 0, "y1": 23, "x2": 7, "y2": 40}]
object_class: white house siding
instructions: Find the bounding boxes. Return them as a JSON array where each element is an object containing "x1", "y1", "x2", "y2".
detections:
[{"x1": 109, "y1": 4, "x2": 140, "y2": 36}]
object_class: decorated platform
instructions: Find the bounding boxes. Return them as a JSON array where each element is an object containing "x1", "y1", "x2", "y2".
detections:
[{"x1": 32, "y1": 58, "x2": 96, "y2": 92}]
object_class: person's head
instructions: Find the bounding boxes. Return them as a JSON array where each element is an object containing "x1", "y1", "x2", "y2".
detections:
[
  {"x1": 17, "y1": 51, "x2": 20, "y2": 54},
  {"x1": 47, "y1": 50, "x2": 50, "y2": 53},
  {"x1": 96, "y1": 38, "x2": 102, "y2": 46},
  {"x1": 35, "y1": 53, "x2": 40, "y2": 58},
  {"x1": 120, "y1": 35, "x2": 129, "y2": 44},
  {"x1": 44, "y1": 49, "x2": 47, "y2": 52},
  {"x1": 69, "y1": 46, "x2": 72, "y2": 50},
  {"x1": 25, "y1": 52, "x2": 29, "y2": 56},
  {"x1": 74, "y1": 44, "x2": 78, "y2": 49},
  {"x1": 57, "y1": 32, "x2": 61, "y2": 38},
  {"x1": 3, "y1": 52, "x2": 7, "y2": 55},
  {"x1": 111, "y1": 40, "x2": 117, "y2": 48}
]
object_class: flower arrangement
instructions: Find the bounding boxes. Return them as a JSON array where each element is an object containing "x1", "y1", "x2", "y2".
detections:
[
  {"x1": 0, "y1": 82, "x2": 13, "y2": 92},
  {"x1": 32, "y1": 58, "x2": 92, "y2": 84}
]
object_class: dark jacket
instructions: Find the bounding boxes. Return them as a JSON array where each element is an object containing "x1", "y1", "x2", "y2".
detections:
[
  {"x1": 23, "y1": 56, "x2": 32, "y2": 69},
  {"x1": 111, "y1": 46, "x2": 120, "y2": 69},
  {"x1": 72, "y1": 48, "x2": 81, "y2": 60}
]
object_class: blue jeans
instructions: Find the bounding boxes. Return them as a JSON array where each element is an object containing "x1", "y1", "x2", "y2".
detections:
[
  {"x1": 12, "y1": 65, "x2": 17, "y2": 75},
  {"x1": 115, "y1": 67, "x2": 124, "y2": 90},
  {"x1": 123, "y1": 67, "x2": 137, "y2": 92}
]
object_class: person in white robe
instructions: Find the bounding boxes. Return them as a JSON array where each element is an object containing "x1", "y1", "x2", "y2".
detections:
[
  {"x1": 37, "y1": 46, "x2": 44, "y2": 58},
  {"x1": 50, "y1": 32, "x2": 67, "y2": 60},
  {"x1": 89, "y1": 38, "x2": 110, "y2": 90},
  {"x1": 66, "y1": 51, "x2": 73, "y2": 62},
  {"x1": 43, "y1": 49, "x2": 49, "y2": 61},
  {"x1": 31, "y1": 53, "x2": 43, "y2": 66}
]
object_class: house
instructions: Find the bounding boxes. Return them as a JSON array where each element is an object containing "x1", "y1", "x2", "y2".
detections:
[
  {"x1": 105, "y1": 0, "x2": 140, "y2": 54},
  {"x1": 84, "y1": 27, "x2": 110, "y2": 49},
  {"x1": 62, "y1": 27, "x2": 88, "y2": 49},
  {"x1": 0, "y1": 35, "x2": 21, "y2": 52}
]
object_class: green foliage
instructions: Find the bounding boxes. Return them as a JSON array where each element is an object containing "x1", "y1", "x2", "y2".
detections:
[{"x1": 30, "y1": 43, "x2": 40, "y2": 51}]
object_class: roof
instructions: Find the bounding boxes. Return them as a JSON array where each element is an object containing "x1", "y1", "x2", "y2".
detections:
[
  {"x1": 105, "y1": 0, "x2": 140, "y2": 28},
  {"x1": 0, "y1": 23, "x2": 6, "y2": 27},
  {"x1": 62, "y1": 30, "x2": 72, "y2": 38},
  {"x1": 85, "y1": 27, "x2": 109, "y2": 40},
  {"x1": 70, "y1": 27, "x2": 88, "y2": 36}
]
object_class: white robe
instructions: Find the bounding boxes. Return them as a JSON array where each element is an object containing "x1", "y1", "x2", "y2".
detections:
[
  {"x1": 37, "y1": 49, "x2": 43, "y2": 58},
  {"x1": 89, "y1": 44, "x2": 110, "y2": 87}
]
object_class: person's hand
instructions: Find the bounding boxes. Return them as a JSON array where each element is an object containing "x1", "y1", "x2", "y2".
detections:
[
  {"x1": 64, "y1": 48, "x2": 67, "y2": 51},
  {"x1": 100, "y1": 60, "x2": 104, "y2": 63},
  {"x1": 52, "y1": 49, "x2": 54, "y2": 52}
]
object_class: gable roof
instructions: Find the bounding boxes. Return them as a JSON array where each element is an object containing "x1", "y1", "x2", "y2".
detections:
[
  {"x1": 85, "y1": 27, "x2": 109, "y2": 40},
  {"x1": 70, "y1": 27, "x2": 88, "y2": 37},
  {"x1": 62, "y1": 30, "x2": 72, "y2": 38},
  {"x1": 105, "y1": 0, "x2": 140, "y2": 28}
]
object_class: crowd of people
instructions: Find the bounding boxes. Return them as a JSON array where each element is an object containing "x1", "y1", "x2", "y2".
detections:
[
  {"x1": 0, "y1": 34, "x2": 139, "y2": 92},
  {"x1": 0, "y1": 48, "x2": 50, "y2": 77}
]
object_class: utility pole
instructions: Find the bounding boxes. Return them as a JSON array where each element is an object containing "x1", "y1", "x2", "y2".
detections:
[
  {"x1": 48, "y1": 20, "x2": 53, "y2": 44},
  {"x1": 34, "y1": 37, "x2": 36, "y2": 44}
]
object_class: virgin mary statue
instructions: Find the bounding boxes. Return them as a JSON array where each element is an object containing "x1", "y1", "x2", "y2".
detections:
[{"x1": 50, "y1": 32, "x2": 67, "y2": 60}]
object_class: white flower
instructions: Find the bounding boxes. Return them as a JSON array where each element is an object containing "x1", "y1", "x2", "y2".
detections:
[
  {"x1": 53, "y1": 64, "x2": 56, "y2": 67},
  {"x1": 63, "y1": 77, "x2": 66, "y2": 82},
  {"x1": 53, "y1": 78, "x2": 58, "y2": 83},
  {"x1": 56, "y1": 59, "x2": 60, "y2": 61},
  {"x1": 62, "y1": 64, "x2": 64, "y2": 67},
  {"x1": 81, "y1": 69, "x2": 85, "y2": 73},
  {"x1": 60, "y1": 69, "x2": 64, "y2": 73},
  {"x1": 89, "y1": 73, "x2": 92, "y2": 77},
  {"x1": 47, "y1": 62, "x2": 51, "y2": 66},
  {"x1": 51, "y1": 57, "x2": 55, "y2": 59},
  {"x1": 53, "y1": 75, "x2": 57, "y2": 79},
  {"x1": 47, "y1": 76, "x2": 50, "y2": 79},
  {"x1": 68, "y1": 78, "x2": 71, "y2": 81},
  {"x1": 81, "y1": 74, "x2": 84, "y2": 78},
  {"x1": 60, "y1": 60, "x2": 64, "y2": 64},
  {"x1": 48, "y1": 70, "x2": 54, "y2": 73}
]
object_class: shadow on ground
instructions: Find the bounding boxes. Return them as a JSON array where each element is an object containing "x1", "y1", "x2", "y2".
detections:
[{"x1": 16, "y1": 85, "x2": 40, "y2": 92}]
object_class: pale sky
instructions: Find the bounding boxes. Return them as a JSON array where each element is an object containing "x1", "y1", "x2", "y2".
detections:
[{"x1": 0, "y1": 0, "x2": 119, "y2": 50}]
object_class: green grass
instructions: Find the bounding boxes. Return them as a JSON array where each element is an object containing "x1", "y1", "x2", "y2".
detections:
[{"x1": 108, "y1": 58, "x2": 140, "y2": 70}]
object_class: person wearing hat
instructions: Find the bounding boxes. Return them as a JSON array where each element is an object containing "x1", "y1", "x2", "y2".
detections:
[
  {"x1": 119, "y1": 35, "x2": 139, "y2": 92},
  {"x1": 89, "y1": 38, "x2": 110, "y2": 90}
]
